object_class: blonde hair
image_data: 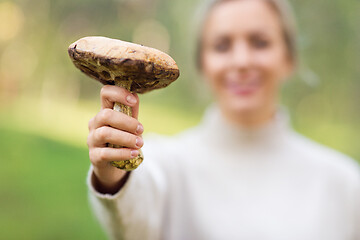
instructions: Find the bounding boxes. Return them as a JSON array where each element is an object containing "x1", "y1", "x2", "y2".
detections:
[{"x1": 195, "y1": 0, "x2": 298, "y2": 70}]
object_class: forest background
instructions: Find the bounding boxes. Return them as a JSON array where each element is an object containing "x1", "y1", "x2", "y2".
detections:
[{"x1": 0, "y1": 0, "x2": 359, "y2": 238}]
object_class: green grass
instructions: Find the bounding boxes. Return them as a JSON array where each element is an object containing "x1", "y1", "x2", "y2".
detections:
[{"x1": 0, "y1": 128, "x2": 106, "y2": 239}]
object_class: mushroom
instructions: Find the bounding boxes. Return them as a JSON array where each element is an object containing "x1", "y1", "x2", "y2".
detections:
[{"x1": 68, "y1": 36, "x2": 180, "y2": 170}]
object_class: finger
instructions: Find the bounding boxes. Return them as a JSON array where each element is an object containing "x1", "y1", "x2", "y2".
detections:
[
  {"x1": 90, "y1": 147, "x2": 140, "y2": 167},
  {"x1": 132, "y1": 93, "x2": 140, "y2": 119},
  {"x1": 87, "y1": 131, "x2": 95, "y2": 148},
  {"x1": 93, "y1": 126, "x2": 144, "y2": 149},
  {"x1": 100, "y1": 85, "x2": 137, "y2": 110},
  {"x1": 88, "y1": 117, "x2": 95, "y2": 131},
  {"x1": 93, "y1": 109, "x2": 143, "y2": 135}
]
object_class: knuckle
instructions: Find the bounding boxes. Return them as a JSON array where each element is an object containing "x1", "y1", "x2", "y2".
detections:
[
  {"x1": 115, "y1": 148, "x2": 127, "y2": 160},
  {"x1": 95, "y1": 126, "x2": 109, "y2": 142},
  {"x1": 87, "y1": 133, "x2": 93, "y2": 147},
  {"x1": 125, "y1": 133, "x2": 137, "y2": 147},
  {"x1": 124, "y1": 148, "x2": 134, "y2": 160},
  {"x1": 99, "y1": 109, "x2": 112, "y2": 123},
  {"x1": 122, "y1": 149, "x2": 132, "y2": 160},
  {"x1": 114, "y1": 85, "x2": 127, "y2": 94},
  {"x1": 98, "y1": 148, "x2": 108, "y2": 161},
  {"x1": 88, "y1": 117, "x2": 95, "y2": 131},
  {"x1": 89, "y1": 148, "x2": 98, "y2": 164},
  {"x1": 100, "y1": 85, "x2": 110, "y2": 98}
]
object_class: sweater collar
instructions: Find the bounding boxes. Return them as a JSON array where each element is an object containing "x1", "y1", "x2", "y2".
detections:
[{"x1": 200, "y1": 104, "x2": 291, "y2": 149}]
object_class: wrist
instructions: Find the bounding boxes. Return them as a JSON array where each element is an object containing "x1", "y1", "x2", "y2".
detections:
[{"x1": 92, "y1": 166, "x2": 130, "y2": 194}]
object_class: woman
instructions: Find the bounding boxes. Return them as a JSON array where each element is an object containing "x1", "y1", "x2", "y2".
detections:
[{"x1": 86, "y1": 0, "x2": 360, "y2": 239}]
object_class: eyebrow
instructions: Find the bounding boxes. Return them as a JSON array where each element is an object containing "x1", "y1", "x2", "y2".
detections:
[
  {"x1": 248, "y1": 31, "x2": 272, "y2": 38},
  {"x1": 207, "y1": 29, "x2": 273, "y2": 41}
]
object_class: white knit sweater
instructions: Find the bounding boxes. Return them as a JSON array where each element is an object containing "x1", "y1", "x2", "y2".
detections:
[{"x1": 87, "y1": 105, "x2": 360, "y2": 240}]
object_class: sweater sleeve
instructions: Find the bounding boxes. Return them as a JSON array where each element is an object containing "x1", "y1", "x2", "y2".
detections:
[
  {"x1": 348, "y1": 161, "x2": 360, "y2": 240},
  {"x1": 355, "y1": 179, "x2": 360, "y2": 240},
  {"x1": 86, "y1": 143, "x2": 168, "y2": 240}
]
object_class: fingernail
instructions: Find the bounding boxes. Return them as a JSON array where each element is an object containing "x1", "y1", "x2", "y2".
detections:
[
  {"x1": 126, "y1": 95, "x2": 137, "y2": 104},
  {"x1": 135, "y1": 137, "x2": 143, "y2": 148},
  {"x1": 136, "y1": 124, "x2": 144, "y2": 134},
  {"x1": 131, "y1": 150, "x2": 139, "y2": 157}
]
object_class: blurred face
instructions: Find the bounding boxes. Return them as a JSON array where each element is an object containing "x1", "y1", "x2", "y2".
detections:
[{"x1": 201, "y1": 0, "x2": 293, "y2": 125}]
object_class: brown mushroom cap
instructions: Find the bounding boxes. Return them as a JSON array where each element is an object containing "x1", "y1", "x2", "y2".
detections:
[{"x1": 68, "y1": 36, "x2": 180, "y2": 93}]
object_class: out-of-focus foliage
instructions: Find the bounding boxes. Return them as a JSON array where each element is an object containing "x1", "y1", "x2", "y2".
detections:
[
  {"x1": 0, "y1": 128, "x2": 106, "y2": 239},
  {"x1": 0, "y1": 0, "x2": 359, "y2": 238}
]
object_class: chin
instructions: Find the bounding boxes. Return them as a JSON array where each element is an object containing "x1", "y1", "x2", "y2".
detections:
[
  {"x1": 221, "y1": 92, "x2": 265, "y2": 115},
  {"x1": 230, "y1": 101, "x2": 262, "y2": 115}
]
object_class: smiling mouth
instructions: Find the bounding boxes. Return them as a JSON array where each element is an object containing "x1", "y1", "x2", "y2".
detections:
[{"x1": 224, "y1": 77, "x2": 261, "y2": 96}]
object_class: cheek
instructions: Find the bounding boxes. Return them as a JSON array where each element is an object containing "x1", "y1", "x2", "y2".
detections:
[
  {"x1": 251, "y1": 48, "x2": 289, "y2": 106},
  {"x1": 201, "y1": 51, "x2": 227, "y2": 87},
  {"x1": 256, "y1": 47, "x2": 289, "y2": 83}
]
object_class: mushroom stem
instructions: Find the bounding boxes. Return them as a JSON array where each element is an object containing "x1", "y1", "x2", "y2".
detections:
[
  {"x1": 108, "y1": 79, "x2": 144, "y2": 171},
  {"x1": 113, "y1": 80, "x2": 132, "y2": 116}
]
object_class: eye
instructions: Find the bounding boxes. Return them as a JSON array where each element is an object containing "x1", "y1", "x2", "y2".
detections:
[
  {"x1": 213, "y1": 38, "x2": 231, "y2": 53},
  {"x1": 251, "y1": 36, "x2": 270, "y2": 49}
]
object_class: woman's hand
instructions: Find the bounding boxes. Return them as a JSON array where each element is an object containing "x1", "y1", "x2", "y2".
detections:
[{"x1": 87, "y1": 85, "x2": 144, "y2": 194}]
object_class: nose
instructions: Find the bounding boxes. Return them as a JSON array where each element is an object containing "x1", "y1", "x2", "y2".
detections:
[{"x1": 230, "y1": 41, "x2": 252, "y2": 70}]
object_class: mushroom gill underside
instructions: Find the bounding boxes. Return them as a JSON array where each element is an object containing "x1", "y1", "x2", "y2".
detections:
[{"x1": 69, "y1": 46, "x2": 179, "y2": 93}]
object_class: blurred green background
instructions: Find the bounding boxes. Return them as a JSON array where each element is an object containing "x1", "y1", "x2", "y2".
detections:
[{"x1": 0, "y1": 0, "x2": 359, "y2": 238}]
